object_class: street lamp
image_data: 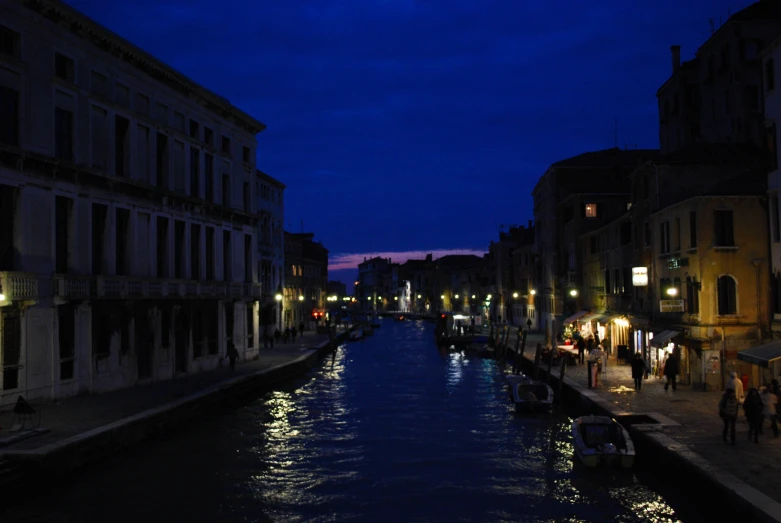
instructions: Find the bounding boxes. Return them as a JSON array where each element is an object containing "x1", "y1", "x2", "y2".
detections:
[{"x1": 513, "y1": 292, "x2": 518, "y2": 298}]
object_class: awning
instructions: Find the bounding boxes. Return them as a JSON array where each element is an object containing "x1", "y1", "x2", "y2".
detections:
[
  {"x1": 562, "y1": 310, "x2": 589, "y2": 325},
  {"x1": 628, "y1": 315, "x2": 650, "y2": 327},
  {"x1": 601, "y1": 314, "x2": 623, "y2": 323},
  {"x1": 649, "y1": 330, "x2": 681, "y2": 347},
  {"x1": 737, "y1": 340, "x2": 781, "y2": 368},
  {"x1": 579, "y1": 312, "x2": 604, "y2": 323}
]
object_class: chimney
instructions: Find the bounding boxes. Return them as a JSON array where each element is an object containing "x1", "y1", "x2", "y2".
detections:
[{"x1": 671, "y1": 45, "x2": 681, "y2": 74}]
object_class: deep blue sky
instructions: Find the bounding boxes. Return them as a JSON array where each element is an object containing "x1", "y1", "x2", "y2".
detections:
[{"x1": 67, "y1": 0, "x2": 751, "y2": 285}]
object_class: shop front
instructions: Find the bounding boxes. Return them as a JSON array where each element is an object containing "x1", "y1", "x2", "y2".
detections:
[
  {"x1": 737, "y1": 340, "x2": 781, "y2": 388},
  {"x1": 648, "y1": 330, "x2": 683, "y2": 382}
]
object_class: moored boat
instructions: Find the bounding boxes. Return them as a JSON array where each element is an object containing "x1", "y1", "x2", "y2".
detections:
[
  {"x1": 572, "y1": 415, "x2": 635, "y2": 469},
  {"x1": 505, "y1": 374, "x2": 554, "y2": 413},
  {"x1": 349, "y1": 329, "x2": 363, "y2": 341}
]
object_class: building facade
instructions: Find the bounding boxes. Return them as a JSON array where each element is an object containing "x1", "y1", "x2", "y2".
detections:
[
  {"x1": 0, "y1": 0, "x2": 264, "y2": 405},
  {"x1": 256, "y1": 170, "x2": 285, "y2": 330},
  {"x1": 283, "y1": 232, "x2": 328, "y2": 328}
]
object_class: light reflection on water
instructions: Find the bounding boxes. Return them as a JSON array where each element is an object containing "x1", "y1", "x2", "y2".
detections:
[{"x1": 4, "y1": 319, "x2": 695, "y2": 523}]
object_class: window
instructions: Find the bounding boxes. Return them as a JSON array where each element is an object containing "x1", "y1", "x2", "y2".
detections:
[
  {"x1": 156, "y1": 133, "x2": 169, "y2": 189},
  {"x1": 173, "y1": 140, "x2": 186, "y2": 192},
  {"x1": 191, "y1": 224, "x2": 201, "y2": 280},
  {"x1": 746, "y1": 85, "x2": 760, "y2": 112},
  {"x1": 156, "y1": 217, "x2": 169, "y2": 278},
  {"x1": 0, "y1": 184, "x2": 17, "y2": 271},
  {"x1": 659, "y1": 221, "x2": 671, "y2": 254},
  {"x1": 174, "y1": 220, "x2": 185, "y2": 279},
  {"x1": 584, "y1": 203, "x2": 597, "y2": 218},
  {"x1": 205, "y1": 227, "x2": 215, "y2": 280},
  {"x1": 54, "y1": 53, "x2": 74, "y2": 81},
  {"x1": 686, "y1": 277, "x2": 700, "y2": 314},
  {"x1": 55, "y1": 196, "x2": 72, "y2": 273},
  {"x1": 115, "y1": 208, "x2": 130, "y2": 276},
  {"x1": 674, "y1": 217, "x2": 681, "y2": 251},
  {"x1": 189, "y1": 120, "x2": 199, "y2": 139},
  {"x1": 90, "y1": 71, "x2": 109, "y2": 98},
  {"x1": 114, "y1": 115, "x2": 130, "y2": 176},
  {"x1": 91, "y1": 203, "x2": 108, "y2": 275},
  {"x1": 717, "y1": 275, "x2": 737, "y2": 315},
  {"x1": 689, "y1": 211, "x2": 697, "y2": 248},
  {"x1": 135, "y1": 93, "x2": 149, "y2": 116},
  {"x1": 714, "y1": 210, "x2": 734, "y2": 246},
  {"x1": 190, "y1": 147, "x2": 200, "y2": 197},
  {"x1": 243, "y1": 182, "x2": 250, "y2": 212},
  {"x1": 766, "y1": 59, "x2": 776, "y2": 92},
  {"x1": 222, "y1": 173, "x2": 230, "y2": 207},
  {"x1": 58, "y1": 304, "x2": 76, "y2": 381},
  {"x1": 204, "y1": 127, "x2": 213, "y2": 147},
  {"x1": 2, "y1": 309, "x2": 21, "y2": 390},
  {"x1": 620, "y1": 221, "x2": 631, "y2": 245},
  {"x1": 90, "y1": 105, "x2": 109, "y2": 170},
  {"x1": 137, "y1": 124, "x2": 151, "y2": 184},
  {"x1": 154, "y1": 102, "x2": 168, "y2": 124},
  {"x1": 55, "y1": 107, "x2": 73, "y2": 161},
  {"x1": 590, "y1": 236, "x2": 598, "y2": 254},
  {"x1": 205, "y1": 153, "x2": 214, "y2": 203},
  {"x1": 768, "y1": 123, "x2": 778, "y2": 171},
  {"x1": 0, "y1": 25, "x2": 20, "y2": 57},
  {"x1": 173, "y1": 111, "x2": 185, "y2": 132},
  {"x1": 221, "y1": 135, "x2": 230, "y2": 154},
  {"x1": 775, "y1": 193, "x2": 781, "y2": 243},
  {"x1": 115, "y1": 82, "x2": 129, "y2": 105},
  {"x1": 242, "y1": 146, "x2": 250, "y2": 163},
  {"x1": 0, "y1": 86, "x2": 19, "y2": 146},
  {"x1": 223, "y1": 230, "x2": 232, "y2": 281}
]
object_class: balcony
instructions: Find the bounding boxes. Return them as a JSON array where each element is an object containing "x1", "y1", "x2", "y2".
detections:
[
  {"x1": 0, "y1": 272, "x2": 40, "y2": 301},
  {"x1": 46, "y1": 275, "x2": 262, "y2": 301}
]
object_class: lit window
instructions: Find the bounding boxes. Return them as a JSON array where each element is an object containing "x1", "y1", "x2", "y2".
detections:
[{"x1": 585, "y1": 203, "x2": 597, "y2": 218}]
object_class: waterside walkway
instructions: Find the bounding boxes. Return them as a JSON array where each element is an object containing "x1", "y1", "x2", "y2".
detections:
[{"x1": 507, "y1": 329, "x2": 781, "y2": 522}]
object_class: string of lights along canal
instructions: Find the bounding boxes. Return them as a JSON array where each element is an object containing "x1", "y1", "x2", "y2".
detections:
[{"x1": 10, "y1": 320, "x2": 718, "y2": 523}]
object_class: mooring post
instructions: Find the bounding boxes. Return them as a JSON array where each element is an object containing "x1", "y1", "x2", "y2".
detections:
[
  {"x1": 557, "y1": 354, "x2": 567, "y2": 400},
  {"x1": 546, "y1": 346, "x2": 554, "y2": 384},
  {"x1": 533, "y1": 342, "x2": 542, "y2": 379}
]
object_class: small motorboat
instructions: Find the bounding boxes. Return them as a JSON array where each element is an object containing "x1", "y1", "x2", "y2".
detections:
[
  {"x1": 349, "y1": 330, "x2": 363, "y2": 341},
  {"x1": 505, "y1": 374, "x2": 554, "y2": 413},
  {"x1": 572, "y1": 415, "x2": 635, "y2": 469}
]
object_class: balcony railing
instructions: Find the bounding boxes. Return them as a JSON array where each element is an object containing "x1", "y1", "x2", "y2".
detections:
[
  {"x1": 0, "y1": 272, "x2": 262, "y2": 302},
  {"x1": 0, "y1": 272, "x2": 39, "y2": 301}
]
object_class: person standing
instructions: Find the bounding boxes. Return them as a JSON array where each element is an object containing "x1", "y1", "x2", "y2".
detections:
[
  {"x1": 630, "y1": 352, "x2": 647, "y2": 391},
  {"x1": 663, "y1": 354, "x2": 679, "y2": 392},
  {"x1": 726, "y1": 371, "x2": 744, "y2": 403},
  {"x1": 743, "y1": 388, "x2": 763, "y2": 443},
  {"x1": 760, "y1": 386, "x2": 779, "y2": 437},
  {"x1": 526, "y1": 317, "x2": 532, "y2": 331},
  {"x1": 719, "y1": 388, "x2": 739, "y2": 444}
]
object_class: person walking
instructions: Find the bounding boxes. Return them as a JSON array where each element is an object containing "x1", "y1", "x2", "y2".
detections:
[
  {"x1": 719, "y1": 388, "x2": 739, "y2": 444},
  {"x1": 663, "y1": 354, "x2": 679, "y2": 392},
  {"x1": 726, "y1": 371, "x2": 745, "y2": 403},
  {"x1": 630, "y1": 352, "x2": 647, "y2": 391},
  {"x1": 227, "y1": 339, "x2": 239, "y2": 372},
  {"x1": 576, "y1": 336, "x2": 586, "y2": 365},
  {"x1": 743, "y1": 387, "x2": 763, "y2": 443},
  {"x1": 760, "y1": 386, "x2": 779, "y2": 437}
]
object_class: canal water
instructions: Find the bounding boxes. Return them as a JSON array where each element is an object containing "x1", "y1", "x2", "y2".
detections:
[{"x1": 8, "y1": 319, "x2": 711, "y2": 522}]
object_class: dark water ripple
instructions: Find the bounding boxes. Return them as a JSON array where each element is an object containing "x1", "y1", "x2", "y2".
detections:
[{"x1": 4, "y1": 320, "x2": 696, "y2": 523}]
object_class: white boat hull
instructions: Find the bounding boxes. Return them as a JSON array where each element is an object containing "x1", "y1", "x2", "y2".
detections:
[{"x1": 572, "y1": 415, "x2": 635, "y2": 469}]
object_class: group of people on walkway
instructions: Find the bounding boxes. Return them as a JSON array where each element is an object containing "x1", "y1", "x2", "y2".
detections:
[
  {"x1": 719, "y1": 372, "x2": 779, "y2": 444},
  {"x1": 261, "y1": 322, "x2": 306, "y2": 348},
  {"x1": 629, "y1": 352, "x2": 679, "y2": 392}
]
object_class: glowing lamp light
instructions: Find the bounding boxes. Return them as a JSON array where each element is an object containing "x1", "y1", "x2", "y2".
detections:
[
  {"x1": 394, "y1": 296, "x2": 398, "y2": 300},
  {"x1": 666, "y1": 288, "x2": 678, "y2": 297},
  {"x1": 0, "y1": 293, "x2": 5, "y2": 301},
  {"x1": 512, "y1": 292, "x2": 518, "y2": 298},
  {"x1": 299, "y1": 296, "x2": 304, "y2": 301},
  {"x1": 487, "y1": 294, "x2": 492, "y2": 300},
  {"x1": 377, "y1": 296, "x2": 382, "y2": 300},
  {"x1": 530, "y1": 289, "x2": 537, "y2": 295},
  {"x1": 569, "y1": 289, "x2": 578, "y2": 297},
  {"x1": 440, "y1": 295, "x2": 445, "y2": 299},
  {"x1": 274, "y1": 293, "x2": 282, "y2": 301},
  {"x1": 417, "y1": 294, "x2": 421, "y2": 299},
  {"x1": 471, "y1": 295, "x2": 475, "y2": 299},
  {"x1": 455, "y1": 294, "x2": 459, "y2": 299}
]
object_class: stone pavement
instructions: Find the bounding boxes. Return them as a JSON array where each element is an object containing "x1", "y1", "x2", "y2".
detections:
[
  {"x1": 0, "y1": 328, "x2": 342, "y2": 453},
  {"x1": 510, "y1": 330, "x2": 781, "y2": 507}
]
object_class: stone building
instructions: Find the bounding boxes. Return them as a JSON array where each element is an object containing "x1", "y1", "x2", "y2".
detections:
[
  {"x1": 256, "y1": 170, "x2": 285, "y2": 330},
  {"x1": 0, "y1": 0, "x2": 264, "y2": 404},
  {"x1": 283, "y1": 232, "x2": 328, "y2": 328},
  {"x1": 657, "y1": 0, "x2": 781, "y2": 154}
]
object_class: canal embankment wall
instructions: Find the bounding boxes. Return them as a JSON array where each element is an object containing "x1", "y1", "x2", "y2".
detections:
[
  {"x1": 516, "y1": 353, "x2": 781, "y2": 523},
  {"x1": 0, "y1": 329, "x2": 351, "y2": 496}
]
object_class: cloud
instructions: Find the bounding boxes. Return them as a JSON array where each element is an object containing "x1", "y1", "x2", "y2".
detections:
[{"x1": 329, "y1": 248, "x2": 486, "y2": 272}]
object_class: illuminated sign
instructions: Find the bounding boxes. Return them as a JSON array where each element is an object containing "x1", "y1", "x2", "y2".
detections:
[
  {"x1": 632, "y1": 267, "x2": 648, "y2": 286},
  {"x1": 659, "y1": 300, "x2": 684, "y2": 313}
]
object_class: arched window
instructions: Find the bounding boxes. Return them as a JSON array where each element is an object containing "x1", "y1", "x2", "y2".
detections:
[{"x1": 717, "y1": 275, "x2": 737, "y2": 315}]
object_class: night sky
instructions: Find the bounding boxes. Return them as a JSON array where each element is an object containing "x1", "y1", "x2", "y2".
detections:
[{"x1": 66, "y1": 0, "x2": 749, "y2": 288}]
